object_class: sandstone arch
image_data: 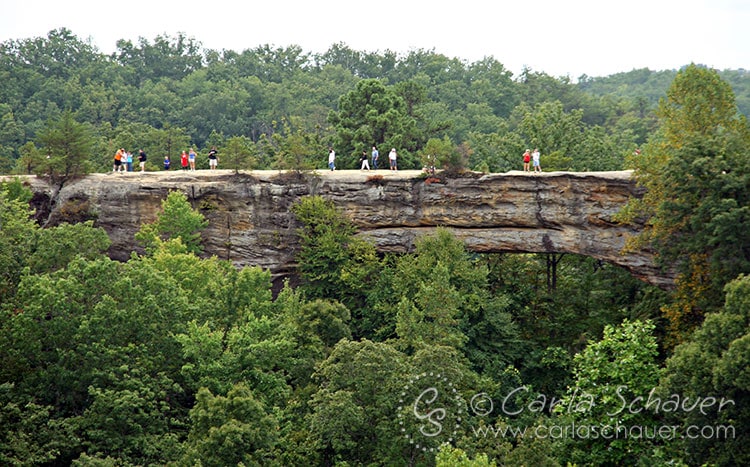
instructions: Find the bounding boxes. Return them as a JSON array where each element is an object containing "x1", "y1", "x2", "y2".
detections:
[{"x1": 18, "y1": 169, "x2": 674, "y2": 289}]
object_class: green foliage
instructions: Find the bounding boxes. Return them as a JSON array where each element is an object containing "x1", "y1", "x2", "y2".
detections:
[
  {"x1": 391, "y1": 229, "x2": 523, "y2": 375},
  {"x1": 0, "y1": 383, "x2": 77, "y2": 466},
  {"x1": 658, "y1": 274, "x2": 750, "y2": 466},
  {"x1": 0, "y1": 189, "x2": 37, "y2": 301},
  {"x1": 291, "y1": 195, "x2": 380, "y2": 310},
  {"x1": 13, "y1": 142, "x2": 44, "y2": 175},
  {"x1": 135, "y1": 190, "x2": 208, "y2": 255},
  {"x1": 182, "y1": 384, "x2": 278, "y2": 466},
  {"x1": 436, "y1": 444, "x2": 497, "y2": 466},
  {"x1": 0, "y1": 177, "x2": 32, "y2": 203},
  {"x1": 395, "y1": 261, "x2": 466, "y2": 350},
  {"x1": 0, "y1": 186, "x2": 110, "y2": 302},
  {"x1": 35, "y1": 110, "x2": 94, "y2": 184},
  {"x1": 620, "y1": 64, "x2": 750, "y2": 341},
  {"x1": 27, "y1": 221, "x2": 111, "y2": 273},
  {"x1": 308, "y1": 339, "x2": 413, "y2": 465},
  {"x1": 222, "y1": 134, "x2": 256, "y2": 172},
  {"x1": 262, "y1": 117, "x2": 327, "y2": 171},
  {"x1": 76, "y1": 369, "x2": 182, "y2": 464},
  {"x1": 419, "y1": 136, "x2": 466, "y2": 172},
  {"x1": 557, "y1": 319, "x2": 662, "y2": 465},
  {"x1": 328, "y1": 78, "x2": 423, "y2": 168}
]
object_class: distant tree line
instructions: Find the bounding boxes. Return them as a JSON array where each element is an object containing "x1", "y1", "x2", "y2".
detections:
[{"x1": 1, "y1": 28, "x2": 748, "y2": 175}]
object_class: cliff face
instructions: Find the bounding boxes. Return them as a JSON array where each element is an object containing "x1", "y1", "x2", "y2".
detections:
[{"x1": 19, "y1": 169, "x2": 673, "y2": 289}]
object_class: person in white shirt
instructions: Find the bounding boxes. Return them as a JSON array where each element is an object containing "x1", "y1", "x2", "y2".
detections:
[
  {"x1": 532, "y1": 148, "x2": 541, "y2": 172},
  {"x1": 328, "y1": 148, "x2": 336, "y2": 170}
]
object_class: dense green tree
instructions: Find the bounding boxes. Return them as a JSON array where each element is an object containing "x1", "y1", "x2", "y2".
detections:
[
  {"x1": 0, "y1": 105, "x2": 25, "y2": 172},
  {"x1": 27, "y1": 221, "x2": 110, "y2": 273},
  {"x1": 0, "y1": 383, "x2": 77, "y2": 466},
  {"x1": 0, "y1": 188, "x2": 37, "y2": 302},
  {"x1": 395, "y1": 261, "x2": 467, "y2": 351},
  {"x1": 658, "y1": 274, "x2": 750, "y2": 466},
  {"x1": 75, "y1": 369, "x2": 182, "y2": 464},
  {"x1": 135, "y1": 190, "x2": 208, "y2": 255},
  {"x1": 13, "y1": 142, "x2": 44, "y2": 175},
  {"x1": 0, "y1": 181, "x2": 110, "y2": 300},
  {"x1": 0, "y1": 237, "x2": 282, "y2": 464},
  {"x1": 419, "y1": 136, "x2": 465, "y2": 172},
  {"x1": 181, "y1": 383, "x2": 278, "y2": 466},
  {"x1": 515, "y1": 101, "x2": 584, "y2": 170},
  {"x1": 392, "y1": 229, "x2": 522, "y2": 373},
  {"x1": 620, "y1": 64, "x2": 750, "y2": 342},
  {"x1": 516, "y1": 69, "x2": 589, "y2": 114},
  {"x1": 263, "y1": 118, "x2": 326, "y2": 171},
  {"x1": 149, "y1": 123, "x2": 191, "y2": 165},
  {"x1": 436, "y1": 444, "x2": 497, "y2": 467},
  {"x1": 467, "y1": 125, "x2": 526, "y2": 172},
  {"x1": 113, "y1": 33, "x2": 204, "y2": 85},
  {"x1": 221, "y1": 135, "x2": 256, "y2": 172},
  {"x1": 328, "y1": 78, "x2": 421, "y2": 168},
  {"x1": 467, "y1": 57, "x2": 518, "y2": 118},
  {"x1": 290, "y1": 195, "x2": 381, "y2": 317},
  {"x1": 35, "y1": 110, "x2": 94, "y2": 185},
  {"x1": 556, "y1": 319, "x2": 663, "y2": 466},
  {"x1": 307, "y1": 339, "x2": 416, "y2": 465}
]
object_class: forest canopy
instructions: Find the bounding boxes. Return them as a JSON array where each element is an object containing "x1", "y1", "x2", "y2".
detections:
[{"x1": 1, "y1": 28, "x2": 748, "y2": 174}]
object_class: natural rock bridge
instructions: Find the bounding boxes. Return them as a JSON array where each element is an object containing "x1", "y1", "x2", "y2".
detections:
[{"x1": 21, "y1": 169, "x2": 674, "y2": 289}]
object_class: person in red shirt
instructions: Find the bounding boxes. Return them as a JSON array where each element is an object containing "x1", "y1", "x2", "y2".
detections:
[
  {"x1": 523, "y1": 149, "x2": 531, "y2": 172},
  {"x1": 180, "y1": 151, "x2": 189, "y2": 170}
]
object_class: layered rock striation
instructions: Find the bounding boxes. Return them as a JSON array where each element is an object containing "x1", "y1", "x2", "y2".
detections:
[{"x1": 17, "y1": 169, "x2": 674, "y2": 288}]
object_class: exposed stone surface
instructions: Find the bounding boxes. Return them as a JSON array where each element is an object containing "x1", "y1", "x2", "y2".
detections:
[{"x1": 13, "y1": 169, "x2": 674, "y2": 289}]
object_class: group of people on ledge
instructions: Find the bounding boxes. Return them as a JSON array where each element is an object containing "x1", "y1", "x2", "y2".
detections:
[
  {"x1": 328, "y1": 146, "x2": 399, "y2": 171},
  {"x1": 522, "y1": 148, "x2": 542, "y2": 172},
  {"x1": 114, "y1": 145, "x2": 542, "y2": 174},
  {"x1": 113, "y1": 147, "x2": 219, "y2": 172},
  {"x1": 112, "y1": 148, "x2": 148, "y2": 172},
  {"x1": 328, "y1": 146, "x2": 543, "y2": 173}
]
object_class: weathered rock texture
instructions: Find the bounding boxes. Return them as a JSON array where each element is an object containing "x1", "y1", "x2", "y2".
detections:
[{"x1": 17, "y1": 169, "x2": 674, "y2": 289}]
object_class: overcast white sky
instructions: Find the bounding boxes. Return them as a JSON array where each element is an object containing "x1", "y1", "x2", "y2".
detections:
[{"x1": 1, "y1": 0, "x2": 748, "y2": 78}]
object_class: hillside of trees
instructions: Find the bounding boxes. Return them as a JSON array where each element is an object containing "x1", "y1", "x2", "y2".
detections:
[
  {"x1": 1, "y1": 28, "x2": 748, "y2": 175},
  {"x1": 1, "y1": 29, "x2": 750, "y2": 466}
]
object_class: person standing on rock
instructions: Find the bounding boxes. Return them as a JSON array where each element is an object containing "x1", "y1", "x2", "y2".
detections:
[
  {"x1": 523, "y1": 149, "x2": 531, "y2": 172},
  {"x1": 328, "y1": 147, "x2": 336, "y2": 171},
  {"x1": 125, "y1": 150, "x2": 134, "y2": 172},
  {"x1": 532, "y1": 148, "x2": 541, "y2": 173},
  {"x1": 164, "y1": 155, "x2": 171, "y2": 170},
  {"x1": 188, "y1": 148, "x2": 197, "y2": 171},
  {"x1": 138, "y1": 149, "x2": 147, "y2": 172},
  {"x1": 113, "y1": 148, "x2": 124, "y2": 172},
  {"x1": 208, "y1": 146, "x2": 219, "y2": 170},
  {"x1": 389, "y1": 148, "x2": 398, "y2": 171},
  {"x1": 181, "y1": 151, "x2": 189, "y2": 170},
  {"x1": 371, "y1": 146, "x2": 379, "y2": 169},
  {"x1": 360, "y1": 151, "x2": 370, "y2": 170}
]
